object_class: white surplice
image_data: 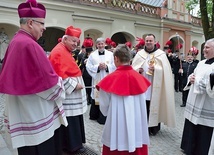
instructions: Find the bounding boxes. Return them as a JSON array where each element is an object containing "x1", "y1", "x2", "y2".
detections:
[
  {"x1": 86, "y1": 49, "x2": 116, "y2": 100},
  {"x1": 184, "y1": 60, "x2": 214, "y2": 127},
  {"x1": 99, "y1": 89, "x2": 149, "y2": 152},
  {"x1": 62, "y1": 76, "x2": 87, "y2": 116},
  {"x1": 3, "y1": 77, "x2": 67, "y2": 149}
]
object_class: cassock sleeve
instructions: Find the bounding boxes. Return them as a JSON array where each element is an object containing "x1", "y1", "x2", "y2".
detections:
[
  {"x1": 210, "y1": 73, "x2": 214, "y2": 90},
  {"x1": 86, "y1": 54, "x2": 100, "y2": 79},
  {"x1": 105, "y1": 52, "x2": 116, "y2": 73},
  {"x1": 207, "y1": 73, "x2": 214, "y2": 98},
  {"x1": 131, "y1": 52, "x2": 144, "y2": 71},
  {"x1": 207, "y1": 83, "x2": 214, "y2": 98},
  {"x1": 36, "y1": 77, "x2": 65, "y2": 101},
  {"x1": 63, "y1": 77, "x2": 78, "y2": 94},
  {"x1": 183, "y1": 73, "x2": 194, "y2": 91},
  {"x1": 99, "y1": 89, "x2": 111, "y2": 116}
]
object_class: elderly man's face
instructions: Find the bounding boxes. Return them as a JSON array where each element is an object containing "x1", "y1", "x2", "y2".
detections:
[
  {"x1": 64, "y1": 36, "x2": 79, "y2": 51},
  {"x1": 29, "y1": 18, "x2": 46, "y2": 40},
  {"x1": 203, "y1": 41, "x2": 214, "y2": 59},
  {"x1": 96, "y1": 41, "x2": 105, "y2": 51}
]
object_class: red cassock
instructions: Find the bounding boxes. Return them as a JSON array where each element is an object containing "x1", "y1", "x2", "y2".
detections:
[{"x1": 49, "y1": 42, "x2": 82, "y2": 78}]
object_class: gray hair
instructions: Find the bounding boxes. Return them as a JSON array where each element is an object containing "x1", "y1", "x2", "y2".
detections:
[
  {"x1": 62, "y1": 35, "x2": 69, "y2": 42},
  {"x1": 206, "y1": 38, "x2": 214, "y2": 47},
  {"x1": 62, "y1": 35, "x2": 77, "y2": 42},
  {"x1": 20, "y1": 18, "x2": 29, "y2": 24},
  {"x1": 96, "y1": 37, "x2": 105, "y2": 44},
  {"x1": 20, "y1": 18, "x2": 38, "y2": 24}
]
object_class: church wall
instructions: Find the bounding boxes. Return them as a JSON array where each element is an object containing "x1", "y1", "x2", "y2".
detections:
[
  {"x1": 46, "y1": 9, "x2": 73, "y2": 29},
  {"x1": 0, "y1": 0, "x2": 204, "y2": 60}
]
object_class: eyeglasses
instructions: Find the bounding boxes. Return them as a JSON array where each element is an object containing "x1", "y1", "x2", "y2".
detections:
[{"x1": 32, "y1": 19, "x2": 45, "y2": 26}]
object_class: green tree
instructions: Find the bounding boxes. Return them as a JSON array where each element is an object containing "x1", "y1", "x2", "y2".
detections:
[
  {"x1": 186, "y1": 0, "x2": 199, "y2": 15},
  {"x1": 186, "y1": 0, "x2": 214, "y2": 40}
]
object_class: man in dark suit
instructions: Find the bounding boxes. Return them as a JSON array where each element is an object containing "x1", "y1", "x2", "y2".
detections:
[{"x1": 180, "y1": 51, "x2": 198, "y2": 107}]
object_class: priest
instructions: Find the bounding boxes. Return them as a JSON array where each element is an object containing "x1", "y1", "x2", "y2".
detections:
[{"x1": 132, "y1": 34, "x2": 176, "y2": 135}]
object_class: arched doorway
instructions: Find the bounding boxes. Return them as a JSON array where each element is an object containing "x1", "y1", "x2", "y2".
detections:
[
  {"x1": 84, "y1": 29, "x2": 103, "y2": 48},
  {"x1": 39, "y1": 27, "x2": 65, "y2": 52},
  {"x1": 111, "y1": 32, "x2": 135, "y2": 46},
  {"x1": 111, "y1": 32, "x2": 127, "y2": 44}
]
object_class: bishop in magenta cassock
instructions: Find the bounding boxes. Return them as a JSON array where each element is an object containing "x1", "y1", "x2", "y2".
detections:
[{"x1": 0, "y1": 0, "x2": 67, "y2": 155}]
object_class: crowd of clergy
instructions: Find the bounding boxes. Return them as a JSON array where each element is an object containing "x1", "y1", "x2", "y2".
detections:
[{"x1": 0, "y1": 0, "x2": 213, "y2": 155}]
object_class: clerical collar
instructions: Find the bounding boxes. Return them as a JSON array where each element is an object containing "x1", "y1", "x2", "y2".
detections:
[
  {"x1": 99, "y1": 51, "x2": 105, "y2": 55},
  {"x1": 144, "y1": 45, "x2": 157, "y2": 54},
  {"x1": 205, "y1": 57, "x2": 214, "y2": 64}
]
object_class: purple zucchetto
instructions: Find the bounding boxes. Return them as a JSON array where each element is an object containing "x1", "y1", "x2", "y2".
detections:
[{"x1": 18, "y1": 0, "x2": 46, "y2": 18}]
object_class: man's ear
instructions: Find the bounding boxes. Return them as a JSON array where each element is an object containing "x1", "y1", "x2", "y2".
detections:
[
  {"x1": 27, "y1": 19, "x2": 34, "y2": 29},
  {"x1": 114, "y1": 56, "x2": 118, "y2": 62}
]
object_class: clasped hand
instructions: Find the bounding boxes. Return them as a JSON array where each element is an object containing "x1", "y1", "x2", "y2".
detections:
[{"x1": 99, "y1": 63, "x2": 106, "y2": 70}]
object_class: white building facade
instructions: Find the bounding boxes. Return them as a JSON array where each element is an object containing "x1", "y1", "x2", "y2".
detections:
[{"x1": 0, "y1": 0, "x2": 204, "y2": 60}]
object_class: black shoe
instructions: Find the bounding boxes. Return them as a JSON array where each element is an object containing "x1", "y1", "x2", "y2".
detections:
[
  {"x1": 75, "y1": 146, "x2": 86, "y2": 153},
  {"x1": 148, "y1": 126, "x2": 160, "y2": 136},
  {"x1": 180, "y1": 104, "x2": 186, "y2": 107},
  {"x1": 97, "y1": 119, "x2": 105, "y2": 125},
  {"x1": 63, "y1": 146, "x2": 86, "y2": 154},
  {"x1": 149, "y1": 132, "x2": 157, "y2": 136},
  {"x1": 89, "y1": 117, "x2": 97, "y2": 120}
]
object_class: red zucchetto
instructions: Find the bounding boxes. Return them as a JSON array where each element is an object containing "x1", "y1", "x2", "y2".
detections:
[
  {"x1": 125, "y1": 41, "x2": 132, "y2": 49},
  {"x1": 83, "y1": 37, "x2": 94, "y2": 53},
  {"x1": 189, "y1": 46, "x2": 199, "y2": 56},
  {"x1": 65, "y1": 26, "x2": 82, "y2": 38}
]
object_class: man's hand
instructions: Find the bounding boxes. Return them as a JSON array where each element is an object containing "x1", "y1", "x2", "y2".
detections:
[
  {"x1": 190, "y1": 74, "x2": 195, "y2": 84},
  {"x1": 75, "y1": 83, "x2": 83, "y2": 90},
  {"x1": 210, "y1": 73, "x2": 214, "y2": 90},
  {"x1": 168, "y1": 53, "x2": 172, "y2": 57},
  {"x1": 178, "y1": 69, "x2": 183, "y2": 74},
  {"x1": 148, "y1": 65, "x2": 154, "y2": 72},
  {"x1": 84, "y1": 59, "x2": 88, "y2": 64},
  {"x1": 139, "y1": 68, "x2": 144, "y2": 74},
  {"x1": 98, "y1": 62, "x2": 106, "y2": 70}
]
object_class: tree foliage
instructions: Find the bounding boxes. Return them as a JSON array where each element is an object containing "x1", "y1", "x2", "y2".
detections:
[
  {"x1": 186, "y1": 0, "x2": 214, "y2": 40},
  {"x1": 186, "y1": 0, "x2": 199, "y2": 15}
]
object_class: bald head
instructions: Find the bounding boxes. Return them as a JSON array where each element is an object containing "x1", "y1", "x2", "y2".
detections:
[{"x1": 203, "y1": 38, "x2": 214, "y2": 59}]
